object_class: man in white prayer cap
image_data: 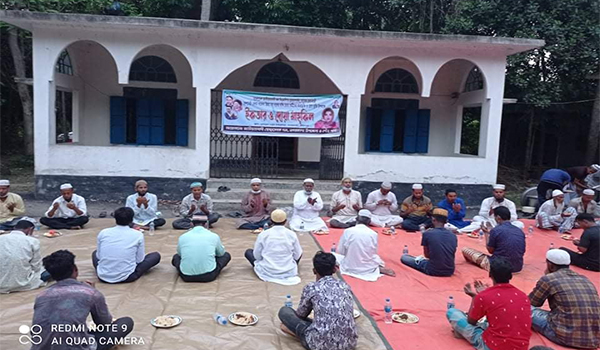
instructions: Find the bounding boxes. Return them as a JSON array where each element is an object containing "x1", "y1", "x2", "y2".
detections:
[
  {"x1": 237, "y1": 178, "x2": 273, "y2": 230},
  {"x1": 173, "y1": 181, "x2": 219, "y2": 229},
  {"x1": 40, "y1": 183, "x2": 89, "y2": 229},
  {"x1": 364, "y1": 182, "x2": 403, "y2": 227},
  {"x1": 125, "y1": 179, "x2": 165, "y2": 229},
  {"x1": 535, "y1": 190, "x2": 577, "y2": 232},
  {"x1": 0, "y1": 180, "x2": 27, "y2": 231},
  {"x1": 329, "y1": 177, "x2": 362, "y2": 228},
  {"x1": 289, "y1": 179, "x2": 328, "y2": 232},
  {"x1": 568, "y1": 188, "x2": 600, "y2": 218},
  {"x1": 457, "y1": 184, "x2": 524, "y2": 233},
  {"x1": 400, "y1": 183, "x2": 433, "y2": 231}
]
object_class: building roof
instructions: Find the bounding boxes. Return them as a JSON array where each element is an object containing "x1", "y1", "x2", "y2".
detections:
[{"x1": 0, "y1": 10, "x2": 543, "y2": 54}]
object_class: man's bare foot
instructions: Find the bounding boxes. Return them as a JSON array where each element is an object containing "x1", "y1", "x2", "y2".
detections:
[
  {"x1": 380, "y1": 267, "x2": 396, "y2": 277},
  {"x1": 280, "y1": 323, "x2": 296, "y2": 337}
]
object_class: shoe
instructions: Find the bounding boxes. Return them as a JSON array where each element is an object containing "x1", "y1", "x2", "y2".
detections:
[{"x1": 99, "y1": 211, "x2": 107, "y2": 218}]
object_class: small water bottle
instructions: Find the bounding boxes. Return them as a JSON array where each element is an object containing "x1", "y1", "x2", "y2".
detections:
[
  {"x1": 402, "y1": 245, "x2": 409, "y2": 255},
  {"x1": 331, "y1": 243, "x2": 337, "y2": 253},
  {"x1": 149, "y1": 221, "x2": 155, "y2": 236},
  {"x1": 263, "y1": 222, "x2": 269, "y2": 230},
  {"x1": 384, "y1": 298, "x2": 393, "y2": 324},
  {"x1": 527, "y1": 225, "x2": 534, "y2": 238},
  {"x1": 213, "y1": 313, "x2": 227, "y2": 325},
  {"x1": 390, "y1": 226, "x2": 396, "y2": 237},
  {"x1": 419, "y1": 224, "x2": 426, "y2": 234},
  {"x1": 549, "y1": 242, "x2": 554, "y2": 251},
  {"x1": 285, "y1": 295, "x2": 293, "y2": 308},
  {"x1": 478, "y1": 230, "x2": 484, "y2": 242},
  {"x1": 35, "y1": 221, "x2": 41, "y2": 231},
  {"x1": 447, "y1": 296, "x2": 455, "y2": 310}
]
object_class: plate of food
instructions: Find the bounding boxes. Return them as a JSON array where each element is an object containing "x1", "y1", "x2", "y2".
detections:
[
  {"x1": 466, "y1": 232, "x2": 479, "y2": 239},
  {"x1": 151, "y1": 315, "x2": 182, "y2": 328},
  {"x1": 43, "y1": 230, "x2": 62, "y2": 238},
  {"x1": 251, "y1": 228, "x2": 263, "y2": 234},
  {"x1": 381, "y1": 228, "x2": 392, "y2": 235},
  {"x1": 561, "y1": 234, "x2": 573, "y2": 241},
  {"x1": 228, "y1": 312, "x2": 258, "y2": 326},
  {"x1": 311, "y1": 230, "x2": 329, "y2": 235},
  {"x1": 392, "y1": 312, "x2": 419, "y2": 324}
]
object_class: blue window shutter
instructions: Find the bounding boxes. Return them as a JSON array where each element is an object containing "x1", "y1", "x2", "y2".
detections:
[
  {"x1": 176, "y1": 100, "x2": 189, "y2": 146},
  {"x1": 136, "y1": 98, "x2": 151, "y2": 145},
  {"x1": 403, "y1": 109, "x2": 418, "y2": 153},
  {"x1": 416, "y1": 109, "x2": 430, "y2": 153},
  {"x1": 110, "y1": 96, "x2": 126, "y2": 144},
  {"x1": 380, "y1": 109, "x2": 396, "y2": 152},
  {"x1": 365, "y1": 107, "x2": 372, "y2": 151},
  {"x1": 150, "y1": 98, "x2": 165, "y2": 145}
]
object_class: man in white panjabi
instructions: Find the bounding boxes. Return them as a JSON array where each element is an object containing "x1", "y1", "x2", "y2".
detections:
[
  {"x1": 289, "y1": 178, "x2": 328, "y2": 232},
  {"x1": 364, "y1": 182, "x2": 403, "y2": 227},
  {"x1": 329, "y1": 177, "x2": 362, "y2": 229},
  {"x1": 334, "y1": 209, "x2": 395, "y2": 281},
  {"x1": 458, "y1": 184, "x2": 524, "y2": 233},
  {"x1": 536, "y1": 190, "x2": 577, "y2": 232}
]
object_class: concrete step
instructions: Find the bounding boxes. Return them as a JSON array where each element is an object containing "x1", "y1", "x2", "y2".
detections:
[
  {"x1": 207, "y1": 178, "x2": 342, "y2": 191},
  {"x1": 206, "y1": 188, "x2": 337, "y2": 201}
]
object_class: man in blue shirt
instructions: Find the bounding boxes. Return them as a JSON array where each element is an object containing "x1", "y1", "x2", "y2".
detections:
[
  {"x1": 462, "y1": 206, "x2": 526, "y2": 272},
  {"x1": 400, "y1": 208, "x2": 457, "y2": 277},
  {"x1": 537, "y1": 169, "x2": 571, "y2": 210},
  {"x1": 171, "y1": 216, "x2": 231, "y2": 282},
  {"x1": 437, "y1": 189, "x2": 470, "y2": 231}
]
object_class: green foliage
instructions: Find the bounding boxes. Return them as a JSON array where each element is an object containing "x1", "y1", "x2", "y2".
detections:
[{"x1": 460, "y1": 106, "x2": 481, "y2": 155}]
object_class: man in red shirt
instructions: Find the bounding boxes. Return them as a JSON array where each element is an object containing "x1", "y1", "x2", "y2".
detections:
[{"x1": 446, "y1": 257, "x2": 532, "y2": 350}]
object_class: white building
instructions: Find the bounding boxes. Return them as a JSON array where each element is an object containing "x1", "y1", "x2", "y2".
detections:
[{"x1": 1, "y1": 11, "x2": 543, "y2": 199}]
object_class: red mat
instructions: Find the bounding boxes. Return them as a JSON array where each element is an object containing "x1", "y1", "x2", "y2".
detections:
[{"x1": 313, "y1": 219, "x2": 599, "y2": 350}]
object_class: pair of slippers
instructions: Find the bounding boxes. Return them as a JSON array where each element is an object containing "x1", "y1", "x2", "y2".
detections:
[{"x1": 217, "y1": 186, "x2": 231, "y2": 192}]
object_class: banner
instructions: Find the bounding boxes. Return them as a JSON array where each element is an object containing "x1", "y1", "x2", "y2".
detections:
[{"x1": 221, "y1": 90, "x2": 343, "y2": 137}]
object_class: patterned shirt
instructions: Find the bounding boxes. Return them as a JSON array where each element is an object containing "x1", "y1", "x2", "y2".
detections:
[
  {"x1": 179, "y1": 193, "x2": 213, "y2": 218},
  {"x1": 31, "y1": 278, "x2": 112, "y2": 350},
  {"x1": 529, "y1": 268, "x2": 600, "y2": 349},
  {"x1": 296, "y1": 276, "x2": 358, "y2": 350}
]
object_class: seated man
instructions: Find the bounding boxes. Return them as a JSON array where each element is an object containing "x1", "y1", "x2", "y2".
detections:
[
  {"x1": 537, "y1": 168, "x2": 571, "y2": 209},
  {"x1": 335, "y1": 209, "x2": 395, "y2": 281},
  {"x1": 462, "y1": 206, "x2": 526, "y2": 272},
  {"x1": 289, "y1": 178, "x2": 328, "y2": 232},
  {"x1": 40, "y1": 183, "x2": 89, "y2": 229},
  {"x1": 93, "y1": 207, "x2": 161, "y2": 283},
  {"x1": 245, "y1": 209, "x2": 302, "y2": 285},
  {"x1": 31, "y1": 250, "x2": 134, "y2": 350},
  {"x1": 173, "y1": 182, "x2": 219, "y2": 229},
  {"x1": 536, "y1": 190, "x2": 577, "y2": 232},
  {"x1": 237, "y1": 178, "x2": 272, "y2": 230},
  {"x1": 559, "y1": 214, "x2": 599, "y2": 271},
  {"x1": 278, "y1": 251, "x2": 358, "y2": 350},
  {"x1": 125, "y1": 179, "x2": 165, "y2": 229},
  {"x1": 400, "y1": 184, "x2": 433, "y2": 232},
  {"x1": 437, "y1": 189, "x2": 470, "y2": 231},
  {"x1": 172, "y1": 216, "x2": 231, "y2": 282},
  {"x1": 447, "y1": 257, "x2": 532, "y2": 350},
  {"x1": 329, "y1": 177, "x2": 362, "y2": 229},
  {"x1": 460, "y1": 184, "x2": 524, "y2": 232},
  {"x1": 364, "y1": 182, "x2": 403, "y2": 227},
  {"x1": 569, "y1": 188, "x2": 600, "y2": 218},
  {"x1": 401, "y1": 208, "x2": 457, "y2": 277},
  {"x1": 0, "y1": 220, "x2": 49, "y2": 293},
  {"x1": 0, "y1": 179, "x2": 26, "y2": 231},
  {"x1": 529, "y1": 249, "x2": 600, "y2": 349}
]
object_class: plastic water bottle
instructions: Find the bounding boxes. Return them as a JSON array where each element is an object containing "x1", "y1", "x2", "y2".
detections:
[
  {"x1": 384, "y1": 298, "x2": 393, "y2": 324},
  {"x1": 213, "y1": 313, "x2": 227, "y2": 325},
  {"x1": 35, "y1": 222, "x2": 41, "y2": 231},
  {"x1": 402, "y1": 245, "x2": 409, "y2": 255},
  {"x1": 285, "y1": 295, "x2": 293, "y2": 308},
  {"x1": 331, "y1": 243, "x2": 337, "y2": 253},
  {"x1": 478, "y1": 230, "x2": 484, "y2": 242},
  {"x1": 549, "y1": 242, "x2": 554, "y2": 251},
  {"x1": 149, "y1": 221, "x2": 155, "y2": 236},
  {"x1": 447, "y1": 296, "x2": 455, "y2": 310},
  {"x1": 527, "y1": 225, "x2": 534, "y2": 238},
  {"x1": 263, "y1": 222, "x2": 269, "y2": 230}
]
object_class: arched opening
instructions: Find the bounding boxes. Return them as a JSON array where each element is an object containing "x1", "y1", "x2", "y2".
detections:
[
  {"x1": 129, "y1": 56, "x2": 177, "y2": 83},
  {"x1": 210, "y1": 54, "x2": 345, "y2": 179},
  {"x1": 374, "y1": 68, "x2": 419, "y2": 94}
]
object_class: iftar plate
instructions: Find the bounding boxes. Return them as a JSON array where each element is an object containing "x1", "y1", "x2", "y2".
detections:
[
  {"x1": 43, "y1": 230, "x2": 63, "y2": 238},
  {"x1": 392, "y1": 312, "x2": 419, "y2": 324},
  {"x1": 561, "y1": 234, "x2": 573, "y2": 240},
  {"x1": 466, "y1": 232, "x2": 479, "y2": 239},
  {"x1": 311, "y1": 230, "x2": 329, "y2": 235},
  {"x1": 151, "y1": 315, "x2": 182, "y2": 328},
  {"x1": 228, "y1": 312, "x2": 258, "y2": 326},
  {"x1": 521, "y1": 206, "x2": 535, "y2": 214},
  {"x1": 381, "y1": 228, "x2": 392, "y2": 235},
  {"x1": 251, "y1": 228, "x2": 263, "y2": 234}
]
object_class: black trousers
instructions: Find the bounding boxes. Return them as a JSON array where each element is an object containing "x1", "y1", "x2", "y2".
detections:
[
  {"x1": 172, "y1": 213, "x2": 220, "y2": 229},
  {"x1": 90, "y1": 317, "x2": 134, "y2": 350},
  {"x1": 401, "y1": 215, "x2": 432, "y2": 232},
  {"x1": 40, "y1": 216, "x2": 89, "y2": 229},
  {"x1": 560, "y1": 247, "x2": 599, "y2": 272},
  {"x1": 171, "y1": 252, "x2": 231, "y2": 282},
  {"x1": 278, "y1": 306, "x2": 311, "y2": 349},
  {"x1": 151, "y1": 218, "x2": 166, "y2": 228},
  {"x1": 239, "y1": 218, "x2": 270, "y2": 230},
  {"x1": 536, "y1": 180, "x2": 562, "y2": 209},
  {"x1": 92, "y1": 250, "x2": 161, "y2": 283},
  {"x1": 329, "y1": 219, "x2": 356, "y2": 229}
]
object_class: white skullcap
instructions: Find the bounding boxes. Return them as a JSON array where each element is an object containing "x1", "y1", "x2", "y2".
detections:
[
  {"x1": 381, "y1": 181, "x2": 392, "y2": 190},
  {"x1": 412, "y1": 183, "x2": 423, "y2": 190},
  {"x1": 358, "y1": 209, "x2": 372, "y2": 218},
  {"x1": 60, "y1": 183, "x2": 73, "y2": 190},
  {"x1": 250, "y1": 178, "x2": 262, "y2": 184},
  {"x1": 546, "y1": 249, "x2": 570, "y2": 266},
  {"x1": 303, "y1": 178, "x2": 314, "y2": 184},
  {"x1": 591, "y1": 164, "x2": 600, "y2": 171},
  {"x1": 493, "y1": 184, "x2": 506, "y2": 190},
  {"x1": 582, "y1": 189, "x2": 595, "y2": 196},
  {"x1": 552, "y1": 190, "x2": 564, "y2": 197},
  {"x1": 0, "y1": 179, "x2": 9, "y2": 186}
]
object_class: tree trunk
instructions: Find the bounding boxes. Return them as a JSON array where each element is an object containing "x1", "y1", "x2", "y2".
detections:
[
  {"x1": 537, "y1": 113, "x2": 546, "y2": 166},
  {"x1": 524, "y1": 108, "x2": 536, "y2": 174},
  {"x1": 586, "y1": 82, "x2": 600, "y2": 163},
  {"x1": 8, "y1": 27, "x2": 34, "y2": 155}
]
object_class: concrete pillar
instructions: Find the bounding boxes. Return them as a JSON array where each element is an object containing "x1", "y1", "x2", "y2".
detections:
[{"x1": 343, "y1": 94, "x2": 363, "y2": 177}]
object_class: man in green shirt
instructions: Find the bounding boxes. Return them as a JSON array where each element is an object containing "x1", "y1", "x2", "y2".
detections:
[{"x1": 171, "y1": 217, "x2": 231, "y2": 282}]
